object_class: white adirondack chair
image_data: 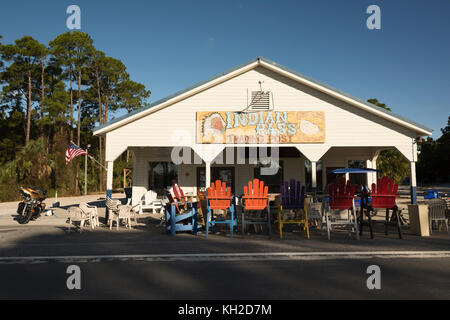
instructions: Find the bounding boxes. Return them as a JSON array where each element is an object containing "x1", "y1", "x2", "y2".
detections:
[{"x1": 136, "y1": 190, "x2": 164, "y2": 215}]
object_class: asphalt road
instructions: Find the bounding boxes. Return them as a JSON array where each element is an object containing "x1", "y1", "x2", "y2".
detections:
[
  {"x1": 1, "y1": 256, "x2": 449, "y2": 299},
  {"x1": 1, "y1": 220, "x2": 449, "y2": 300}
]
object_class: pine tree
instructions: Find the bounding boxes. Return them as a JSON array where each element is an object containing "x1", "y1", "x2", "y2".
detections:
[{"x1": 1, "y1": 36, "x2": 46, "y2": 145}]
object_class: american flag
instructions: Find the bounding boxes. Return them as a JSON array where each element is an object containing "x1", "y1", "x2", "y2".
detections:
[{"x1": 65, "y1": 144, "x2": 87, "y2": 164}]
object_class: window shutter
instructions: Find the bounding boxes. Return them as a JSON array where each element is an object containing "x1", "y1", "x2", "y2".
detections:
[{"x1": 250, "y1": 91, "x2": 271, "y2": 110}]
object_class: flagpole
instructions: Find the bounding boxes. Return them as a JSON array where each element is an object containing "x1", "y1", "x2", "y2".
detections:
[
  {"x1": 70, "y1": 141, "x2": 108, "y2": 170},
  {"x1": 87, "y1": 153, "x2": 108, "y2": 170},
  {"x1": 85, "y1": 144, "x2": 90, "y2": 196}
]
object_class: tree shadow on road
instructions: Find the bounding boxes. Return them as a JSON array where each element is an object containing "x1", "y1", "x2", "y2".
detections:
[{"x1": 0, "y1": 214, "x2": 450, "y2": 299}]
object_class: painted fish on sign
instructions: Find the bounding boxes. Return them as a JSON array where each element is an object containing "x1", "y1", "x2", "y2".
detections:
[{"x1": 196, "y1": 111, "x2": 325, "y2": 144}]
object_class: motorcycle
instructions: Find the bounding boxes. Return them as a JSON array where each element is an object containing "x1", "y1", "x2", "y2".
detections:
[{"x1": 17, "y1": 187, "x2": 47, "y2": 224}]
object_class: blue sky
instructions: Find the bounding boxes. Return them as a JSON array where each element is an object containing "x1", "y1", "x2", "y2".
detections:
[{"x1": 1, "y1": 0, "x2": 449, "y2": 138}]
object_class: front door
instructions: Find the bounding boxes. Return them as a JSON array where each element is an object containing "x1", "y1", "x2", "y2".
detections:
[
  {"x1": 326, "y1": 167, "x2": 341, "y2": 188},
  {"x1": 197, "y1": 167, "x2": 235, "y2": 194}
]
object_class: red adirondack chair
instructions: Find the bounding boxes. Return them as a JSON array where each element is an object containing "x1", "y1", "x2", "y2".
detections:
[
  {"x1": 165, "y1": 183, "x2": 201, "y2": 236},
  {"x1": 167, "y1": 183, "x2": 191, "y2": 213},
  {"x1": 205, "y1": 180, "x2": 237, "y2": 238},
  {"x1": 170, "y1": 184, "x2": 187, "y2": 202},
  {"x1": 370, "y1": 176, "x2": 402, "y2": 238},
  {"x1": 326, "y1": 177, "x2": 359, "y2": 240},
  {"x1": 371, "y1": 176, "x2": 398, "y2": 209},
  {"x1": 241, "y1": 179, "x2": 271, "y2": 238},
  {"x1": 329, "y1": 177, "x2": 357, "y2": 210}
]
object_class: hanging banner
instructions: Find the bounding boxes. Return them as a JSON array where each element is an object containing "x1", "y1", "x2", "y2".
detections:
[{"x1": 196, "y1": 111, "x2": 325, "y2": 144}]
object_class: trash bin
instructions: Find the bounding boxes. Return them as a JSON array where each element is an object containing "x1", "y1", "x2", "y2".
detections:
[
  {"x1": 408, "y1": 204, "x2": 430, "y2": 237},
  {"x1": 124, "y1": 187, "x2": 132, "y2": 199},
  {"x1": 424, "y1": 190, "x2": 439, "y2": 199}
]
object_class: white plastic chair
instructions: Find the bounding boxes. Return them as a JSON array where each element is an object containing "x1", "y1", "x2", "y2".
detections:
[
  {"x1": 427, "y1": 199, "x2": 449, "y2": 235},
  {"x1": 324, "y1": 204, "x2": 359, "y2": 240},
  {"x1": 67, "y1": 206, "x2": 91, "y2": 232},
  {"x1": 106, "y1": 197, "x2": 136, "y2": 230},
  {"x1": 307, "y1": 200, "x2": 323, "y2": 230},
  {"x1": 79, "y1": 202, "x2": 100, "y2": 228}
]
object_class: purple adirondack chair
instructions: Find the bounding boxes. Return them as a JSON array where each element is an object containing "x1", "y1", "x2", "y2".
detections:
[
  {"x1": 280, "y1": 179, "x2": 306, "y2": 210},
  {"x1": 278, "y1": 179, "x2": 309, "y2": 239}
]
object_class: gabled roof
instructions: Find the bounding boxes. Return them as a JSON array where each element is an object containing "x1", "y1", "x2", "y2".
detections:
[{"x1": 93, "y1": 57, "x2": 433, "y2": 136}]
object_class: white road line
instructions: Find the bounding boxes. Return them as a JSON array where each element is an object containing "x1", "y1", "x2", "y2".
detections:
[{"x1": 1, "y1": 251, "x2": 450, "y2": 264}]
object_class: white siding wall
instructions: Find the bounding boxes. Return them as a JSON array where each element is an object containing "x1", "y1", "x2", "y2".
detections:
[{"x1": 105, "y1": 66, "x2": 417, "y2": 162}]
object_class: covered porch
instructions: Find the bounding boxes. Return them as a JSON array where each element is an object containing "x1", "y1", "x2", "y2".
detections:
[{"x1": 103, "y1": 143, "x2": 419, "y2": 206}]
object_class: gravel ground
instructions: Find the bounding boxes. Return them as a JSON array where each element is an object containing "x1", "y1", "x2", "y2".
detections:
[
  {"x1": 0, "y1": 192, "x2": 129, "y2": 227},
  {"x1": 0, "y1": 185, "x2": 448, "y2": 229},
  {"x1": 0, "y1": 192, "x2": 125, "y2": 215}
]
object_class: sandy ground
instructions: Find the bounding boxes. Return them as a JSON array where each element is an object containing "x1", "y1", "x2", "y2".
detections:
[
  {"x1": 0, "y1": 185, "x2": 448, "y2": 228},
  {"x1": 0, "y1": 192, "x2": 124, "y2": 213},
  {"x1": 0, "y1": 192, "x2": 127, "y2": 227}
]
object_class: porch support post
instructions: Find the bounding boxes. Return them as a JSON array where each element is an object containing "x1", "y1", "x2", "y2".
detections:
[
  {"x1": 311, "y1": 161, "x2": 317, "y2": 195},
  {"x1": 192, "y1": 145, "x2": 224, "y2": 190},
  {"x1": 205, "y1": 161, "x2": 211, "y2": 189},
  {"x1": 294, "y1": 145, "x2": 329, "y2": 198},
  {"x1": 410, "y1": 161, "x2": 417, "y2": 204},
  {"x1": 365, "y1": 160, "x2": 372, "y2": 186},
  {"x1": 106, "y1": 161, "x2": 114, "y2": 198},
  {"x1": 367, "y1": 150, "x2": 380, "y2": 188},
  {"x1": 366, "y1": 159, "x2": 378, "y2": 187},
  {"x1": 397, "y1": 140, "x2": 419, "y2": 204},
  {"x1": 106, "y1": 160, "x2": 114, "y2": 222}
]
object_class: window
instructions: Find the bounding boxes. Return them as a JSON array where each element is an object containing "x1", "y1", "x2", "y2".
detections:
[
  {"x1": 254, "y1": 160, "x2": 283, "y2": 193},
  {"x1": 197, "y1": 167, "x2": 235, "y2": 194},
  {"x1": 348, "y1": 160, "x2": 366, "y2": 186},
  {"x1": 326, "y1": 167, "x2": 341, "y2": 187},
  {"x1": 250, "y1": 91, "x2": 271, "y2": 110},
  {"x1": 148, "y1": 162, "x2": 178, "y2": 194}
]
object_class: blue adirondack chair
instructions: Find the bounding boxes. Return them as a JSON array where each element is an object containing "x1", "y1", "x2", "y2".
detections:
[
  {"x1": 205, "y1": 180, "x2": 237, "y2": 238},
  {"x1": 165, "y1": 201, "x2": 201, "y2": 236},
  {"x1": 278, "y1": 179, "x2": 310, "y2": 239}
]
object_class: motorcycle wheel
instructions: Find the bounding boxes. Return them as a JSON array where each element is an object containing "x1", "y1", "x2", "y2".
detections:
[
  {"x1": 17, "y1": 202, "x2": 26, "y2": 215},
  {"x1": 31, "y1": 206, "x2": 42, "y2": 221},
  {"x1": 18, "y1": 204, "x2": 33, "y2": 224}
]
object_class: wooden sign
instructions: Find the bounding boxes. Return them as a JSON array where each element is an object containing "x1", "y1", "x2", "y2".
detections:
[{"x1": 196, "y1": 111, "x2": 325, "y2": 144}]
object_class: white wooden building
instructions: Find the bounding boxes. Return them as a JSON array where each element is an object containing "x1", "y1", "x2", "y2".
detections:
[{"x1": 93, "y1": 57, "x2": 432, "y2": 205}]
